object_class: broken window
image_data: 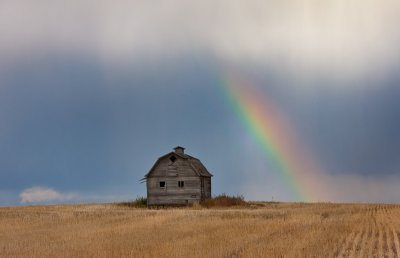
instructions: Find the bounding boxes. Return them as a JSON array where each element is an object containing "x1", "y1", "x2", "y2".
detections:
[
  {"x1": 159, "y1": 181, "x2": 166, "y2": 188},
  {"x1": 169, "y1": 155, "x2": 177, "y2": 162},
  {"x1": 178, "y1": 181, "x2": 184, "y2": 188}
]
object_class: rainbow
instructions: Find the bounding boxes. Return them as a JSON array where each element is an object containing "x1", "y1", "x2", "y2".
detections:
[{"x1": 221, "y1": 72, "x2": 326, "y2": 202}]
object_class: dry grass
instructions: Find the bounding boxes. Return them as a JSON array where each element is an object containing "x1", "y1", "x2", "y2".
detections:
[
  {"x1": 1, "y1": 202, "x2": 400, "y2": 257},
  {"x1": 201, "y1": 194, "x2": 248, "y2": 207}
]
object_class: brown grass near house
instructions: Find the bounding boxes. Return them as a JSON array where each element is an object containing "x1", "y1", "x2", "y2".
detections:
[
  {"x1": 116, "y1": 196, "x2": 147, "y2": 208},
  {"x1": 1, "y1": 202, "x2": 400, "y2": 257},
  {"x1": 201, "y1": 194, "x2": 248, "y2": 207}
]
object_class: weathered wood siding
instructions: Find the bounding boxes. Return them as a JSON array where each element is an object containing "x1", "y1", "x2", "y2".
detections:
[
  {"x1": 203, "y1": 177, "x2": 211, "y2": 199},
  {"x1": 147, "y1": 156, "x2": 204, "y2": 206},
  {"x1": 147, "y1": 177, "x2": 202, "y2": 205}
]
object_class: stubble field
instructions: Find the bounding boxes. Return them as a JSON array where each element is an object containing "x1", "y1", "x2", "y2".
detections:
[{"x1": 1, "y1": 202, "x2": 400, "y2": 257}]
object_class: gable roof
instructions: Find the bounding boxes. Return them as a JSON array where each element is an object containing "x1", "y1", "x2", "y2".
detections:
[{"x1": 142, "y1": 151, "x2": 213, "y2": 181}]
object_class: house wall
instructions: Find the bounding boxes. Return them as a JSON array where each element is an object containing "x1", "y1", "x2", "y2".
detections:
[
  {"x1": 147, "y1": 157, "x2": 203, "y2": 206},
  {"x1": 203, "y1": 177, "x2": 212, "y2": 199}
]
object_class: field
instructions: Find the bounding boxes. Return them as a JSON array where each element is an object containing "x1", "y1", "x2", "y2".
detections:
[{"x1": 1, "y1": 202, "x2": 400, "y2": 257}]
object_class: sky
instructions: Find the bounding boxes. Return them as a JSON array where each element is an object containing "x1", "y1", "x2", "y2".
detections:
[{"x1": 1, "y1": 0, "x2": 400, "y2": 205}]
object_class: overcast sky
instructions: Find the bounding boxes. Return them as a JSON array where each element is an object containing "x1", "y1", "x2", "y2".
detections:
[{"x1": 1, "y1": 0, "x2": 400, "y2": 205}]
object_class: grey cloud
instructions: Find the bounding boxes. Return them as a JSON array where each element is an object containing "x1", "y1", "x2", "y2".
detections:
[{"x1": 1, "y1": 0, "x2": 400, "y2": 83}]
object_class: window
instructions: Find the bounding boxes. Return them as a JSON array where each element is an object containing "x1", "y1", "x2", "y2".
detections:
[
  {"x1": 159, "y1": 181, "x2": 165, "y2": 188},
  {"x1": 178, "y1": 181, "x2": 184, "y2": 188},
  {"x1": 169, "y1": 155, "x2": 177, "y2": 162}
]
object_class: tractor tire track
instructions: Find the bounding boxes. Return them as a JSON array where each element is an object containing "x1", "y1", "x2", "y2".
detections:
[
  {"x1": 351, "y1": 210, "x2": 372, "y2": 258},
  {"x1": 377, "y1": 215, "x2": 385, "y2": 258},
  {"x1": 360, "y1": 208, "x2": 377, "y2": 258},
  {"x1": 383, "y1": 222, "x2": 390, "y2": 257},
  {"x1": 368, "y1": 219, "x2": 377, "y2": 257},
  {"x1": 337, "y1": 231, "x2": 356, "y2": 257},
  {"x1": 392, "y1": 229, "x2": 400, "y2": 257},
  {"x1": 348, "y1": 227, "x2": 363, "y2": 257},
  {"x1": 372, "y1": 211, "x2": 380, "y2": 257},
  {"x1": 387, "y1": 225, "x2": 396, "y2": 258},
  {"x1": 337, "y1": 207, "x2": 373, "y2": 258},
  {"x1": 334, "y1": 230, "x2": 349, "y2": 257},
  {"x1": 383, "y1": 205, "x2": 396, "y2": 258},
  {"x1": 387, "y1": 206, "x2": 400, "y2": 258},
  {"x1": 223, "y1": 226, "x2": 285, "y2": 258},
  {"x1": 379, "y1": 206, "x2": 394, "y2": 258},
  {"x1": 357, "y1": 218, "x2": 371, "y2": 258}
]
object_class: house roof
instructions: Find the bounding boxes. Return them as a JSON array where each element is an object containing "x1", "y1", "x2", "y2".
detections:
[{"x1": 142, "y1": 151, "x2": 213, "y2": 181}]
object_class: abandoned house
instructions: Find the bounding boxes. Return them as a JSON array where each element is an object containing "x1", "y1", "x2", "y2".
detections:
[{"x1": 143, "y1": 146, "x2": 213, "y2": 206}]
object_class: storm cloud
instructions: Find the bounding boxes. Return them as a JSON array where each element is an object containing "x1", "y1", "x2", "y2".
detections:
[
  {"x1": 1, "y1": 0, "x2": 400, "y2": 204},
  {"x1": 2, "y1": 0, "x2": 400, "y2": 81}
]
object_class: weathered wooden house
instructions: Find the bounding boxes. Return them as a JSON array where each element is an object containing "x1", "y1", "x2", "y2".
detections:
[{"x1": 143, "y1": 146, "x2": 212, "y2": 206}]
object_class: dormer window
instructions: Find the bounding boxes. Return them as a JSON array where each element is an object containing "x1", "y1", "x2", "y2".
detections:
[{"x1": 169, "y1": 155, "x2": 177, "y2": 162}]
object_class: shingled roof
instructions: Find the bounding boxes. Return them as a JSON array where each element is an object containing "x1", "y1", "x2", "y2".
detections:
[{"x1": 142, "y1": 148, "x2": 213, "y2": 180}]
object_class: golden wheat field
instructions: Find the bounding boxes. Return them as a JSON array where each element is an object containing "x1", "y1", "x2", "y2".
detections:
[{"x1": 1, "y1": 202, "x2": 400, "y2": 257}]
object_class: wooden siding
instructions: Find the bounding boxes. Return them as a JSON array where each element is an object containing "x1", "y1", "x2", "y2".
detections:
[
  {"x1": 203, "y1": 177, "x2": 211, "y2": 199},
  {"x1": 147, "y1": 177, "x2": 202, "y2": 205},
  {"x1": 149, "y1": 158, "x2": 198, "y2": 178},
  {"x1": 146, "y1": 151, "x2": 212, "y2": 206}
]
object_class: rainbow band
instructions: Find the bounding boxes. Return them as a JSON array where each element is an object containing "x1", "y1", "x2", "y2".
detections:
[{"x1": 221, "y1": 73, "x2": 320, "y2": 202}]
